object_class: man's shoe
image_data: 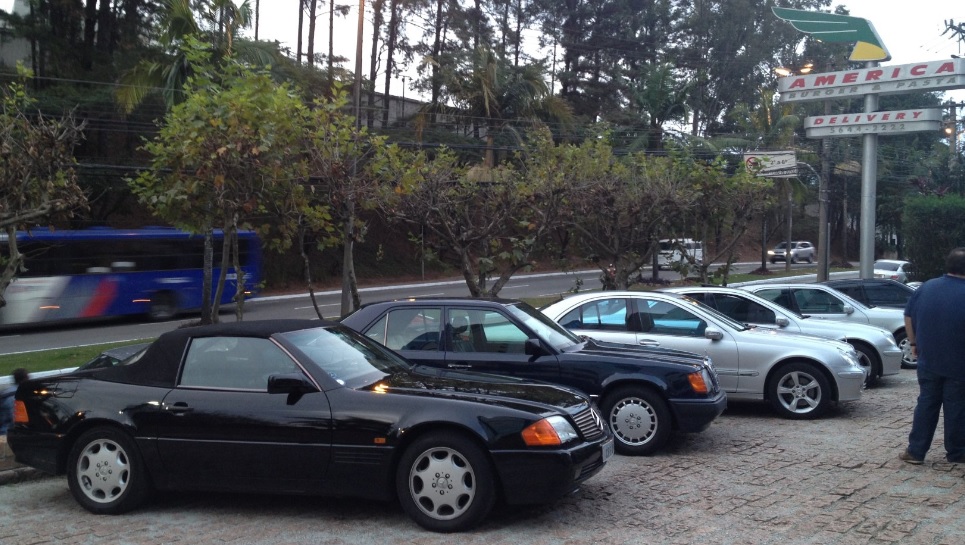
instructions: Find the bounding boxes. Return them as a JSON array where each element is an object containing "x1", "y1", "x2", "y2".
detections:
[
  {"x1": 899, "y1": 450, "x2": 923, "y2": 465},
  {"x1": 947, "y1": 455, "x2": 964, "y2": 464}
]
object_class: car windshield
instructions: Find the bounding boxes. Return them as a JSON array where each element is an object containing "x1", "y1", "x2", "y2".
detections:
[
  {"x1": 774, "y1": 242, "x2": 788, "y2": 249},
  {"x1": 505, "y1": 301, "x2": 583, "y2": 351},
  {"x1": 278, "y1": 325, "x2": 411, "y2": 388}
]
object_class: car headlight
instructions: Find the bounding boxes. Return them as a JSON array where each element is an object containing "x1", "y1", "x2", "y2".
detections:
[{"x1": 521, "y1": 416, "x2": 579, "y2": 446}]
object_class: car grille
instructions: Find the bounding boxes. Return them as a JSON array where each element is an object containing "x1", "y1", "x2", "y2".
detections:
[{"x1": 573, "y1": 406, "x2": 606, "y2": 441}]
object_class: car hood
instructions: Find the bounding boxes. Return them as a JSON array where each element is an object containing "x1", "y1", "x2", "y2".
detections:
[{"x1": 377, "y1": 367, "x2": 591, "y2": 413}]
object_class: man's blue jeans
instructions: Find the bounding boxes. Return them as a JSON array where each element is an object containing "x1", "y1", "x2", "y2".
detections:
[{"x1": 907, "y1": 367, "x2": 965, "y2": 461}]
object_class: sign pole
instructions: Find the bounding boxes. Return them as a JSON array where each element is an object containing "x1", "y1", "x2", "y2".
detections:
[{"x1": 859, "y1": 70, "x2": 878, "y2": 279}]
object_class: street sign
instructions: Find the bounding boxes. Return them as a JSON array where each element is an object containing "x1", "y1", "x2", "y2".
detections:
[
  {"x1": 778, "y1": 59, "x2": 965, "y2": 103},
  {"x1": 744, "y1": 151, "x2": 797, "y2": 178},
  {"x1": 804, "y1": 109, "x2": 943, "y2": 138}
]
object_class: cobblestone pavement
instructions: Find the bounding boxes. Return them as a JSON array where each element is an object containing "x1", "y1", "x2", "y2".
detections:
[{"x1": 1, "y1": 368, "x2": 962, "y2": 545}]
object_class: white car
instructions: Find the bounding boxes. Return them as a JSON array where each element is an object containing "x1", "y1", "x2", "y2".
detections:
[
  {"x1": 743, "y1": 283, "x2": 915, "y2": 369},
  {"x1": 541, "y1": 291, "x2": 866, "y2": 420},
  {"x1": 662, "y1": 285, "x2": 902, "y2": 386},
  {"x1": 873, "y1": 259, "x2": 913, "y2": 283},
  {"x1": 768, "y1": 241, "x2": 815, "y2": 264}
]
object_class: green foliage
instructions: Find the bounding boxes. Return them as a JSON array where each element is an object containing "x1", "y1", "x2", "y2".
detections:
[
  {"x1": 902, "y1": 195, "x2": 965, "y2": 281},
  {"x1": 1, "y1": 66, "x2": 88, "y2": 309}
]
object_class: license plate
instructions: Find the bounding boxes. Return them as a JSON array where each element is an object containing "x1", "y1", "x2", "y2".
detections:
[{"x1": 601, "y1": 438, "x2": 615, "y2": 461}]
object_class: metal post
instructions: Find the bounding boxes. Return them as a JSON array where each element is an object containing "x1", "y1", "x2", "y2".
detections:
[{"x1": 859, "y1": 70, "x2": 878, "y2": 279}]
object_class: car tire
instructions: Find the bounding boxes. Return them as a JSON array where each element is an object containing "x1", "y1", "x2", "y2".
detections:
[
  {"x1": 396, "y1": 432, "x2": 496, "y2": 532},
  {"x1": 790, "y1": 254, "x2": 798, "y2": 264},
  {"x1": 766, "y1": 362, "x2": 832, "y2": 420},
  {"x1": 67, "y1": 427, "x2": 151, "y2": 515},
  {"x1": 851, "y1": 342, "x2": 880, "y2": 388},
  {"x1": 148, "y1": 291, "x2": 178, "y2": 321},
  {"x1": 602, "y1": 386, "x2": 671, "y2": 456},
  {"x1": 894, "y1": 331, "x2": 917, "y2": 369},
  {"x1": 806, "y1": 253, "x2": 813, "y2": 264}
]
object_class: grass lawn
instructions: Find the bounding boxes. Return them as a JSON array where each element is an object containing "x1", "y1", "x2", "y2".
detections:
[{"x1": 0, "y1": 339, "x2": 153, "y2": 377}]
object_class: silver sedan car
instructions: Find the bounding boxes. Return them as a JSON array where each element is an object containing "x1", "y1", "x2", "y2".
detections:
[
  {"x1": 743, "y1": 283, "x2": 915, "y2": 369},
  {"x1": 662, "y1": 286, "x2": 902, "y2": 386},
  {"x1": 541, "y1": 291, "x2": 866, "y2": 420}
]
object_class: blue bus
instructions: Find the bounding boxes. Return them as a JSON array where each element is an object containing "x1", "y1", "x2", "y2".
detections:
[{"x1": 0, "y1": 227, "x2": 262, "y2": 327}]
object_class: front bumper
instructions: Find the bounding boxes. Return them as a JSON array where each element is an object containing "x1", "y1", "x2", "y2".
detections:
[
  {"x1": 491, "y1": 435, "x2": 612, "y2": 505},
  {"x1": 878, "y1": 346, "x2": 903, "y2": 376},
  {"x1": 836, "y1": 370, "x2": 866, "y2": 401},
  {"x1": 669, "y1": 390, "x2": 727, "y2": 433}
]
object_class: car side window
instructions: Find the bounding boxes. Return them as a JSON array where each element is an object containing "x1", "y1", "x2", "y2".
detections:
[
  {"x1": 865, "y1": 284, "x2": 911, "y2": 306},
  {"x1": 639, "y1": 299, "x2": 707, "y2": 337},
  {"x1": 831, "y1": 285, "x2": 864, "y2": 304},
  {"x1": 366, "y1": 307, "x2": 442, "y2": 351},
  {"x1": 561, "y1": 299, "x2": 631, "y2": 332},
  {"x1": 754, "y1": 288, "x2": 793, "y2": 310},
  {"x1": 180, "y1": 337, "x2": 300, "y2": 390},
  {"x1": 448, "y1": 308, "x2": 529, "y2": 354},
  {"x1": 714, "y1": 294, "x2": 776, "y2": 324},
  {"x1": 793, "y1": 289, "x2": 845, "y2": 314}
]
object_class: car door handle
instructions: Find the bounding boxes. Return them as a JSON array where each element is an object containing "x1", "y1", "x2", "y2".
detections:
[
  {"x1": 166, "y1": 402, "x2": 193, "y2": 414},
  {"x1": 638, "y1": 340, "x2": 660, "y2": 347},
  {"x1": 447, "y1": 363, "x2": 473, "y2": 369}
]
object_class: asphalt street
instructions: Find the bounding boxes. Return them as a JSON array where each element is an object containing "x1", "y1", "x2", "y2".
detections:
[{"x1": 1, "y1": 367, "x2": 961, "y2": 545}]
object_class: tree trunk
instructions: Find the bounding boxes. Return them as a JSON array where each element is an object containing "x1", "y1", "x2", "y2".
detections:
[
  {"x1": 307, "y1": 0, "x2": 317, "y2": 65},
  {"x1": 0, "y1": 227, "x2": 25, "y2": 310},
  {"x1": 367, "y1": 0, "x2": 385, "y2": 129},
  {"x1": 201, "y1": 229, "x2": 214, "y2": 324},
  {"x1": 381, "y1": 0, "x2": 401, "y2": 128},
  {"x1": 296, "y1": 0, "x2": 305, "y2": 64}
]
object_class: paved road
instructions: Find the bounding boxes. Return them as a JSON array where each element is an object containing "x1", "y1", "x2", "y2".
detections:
[{"x1": 2, "y1": 368, "x2": 961, "y2": 545}]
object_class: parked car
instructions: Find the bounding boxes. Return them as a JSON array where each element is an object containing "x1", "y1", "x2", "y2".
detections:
[
  {"x1": 822, "y1": 278, "x2": 915, "y2": 310},
  {"x1": 7, "y1": 320, "x2": 612, "y2": 532},
  {"x1": 768, "y1": 241, "x2": 815, "y2": 264},
  {"x1": 743, "y1": 283, "x2": 916, "y2": 369},
  {"x1": 540, "y1": 291, "x2": 866, "y2": 420},
  {"x1": 662, "y1": 285, "x2": 902, "y2": 386},
  {"x1": 341, "y1": 297, "x2": 726, "y2": 456},
  {"x1": 873, "y1": 259, "x2": 913, "y2": 283},
  {"x1": 657, "y1": 238, "x2": 703, "y2": 270},
  {"x1": 75, "y1": 342, "x2": 151, "y2": 371}
]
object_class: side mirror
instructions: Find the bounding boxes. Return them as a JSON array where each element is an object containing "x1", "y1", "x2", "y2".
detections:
[
  {"x1": 704, "y1": 327, "x2": 724, "y2": 341},
  {"x1": 524, "y1": 338, "x2": 548, "y2": 356},
  {"x1": 842, "y1": 304, "x2": 854, "y2": 315},
  {"x1": 775, "y1": 317, "x2": 790, "y2": 327},
  {"x1": 267, "y1": 373, "x2": 318, "y2": 394}
]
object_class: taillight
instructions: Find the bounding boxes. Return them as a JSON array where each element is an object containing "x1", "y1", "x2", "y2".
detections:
[{"x1": 13, "y1": 400, "x2": 28, "y2": 424}]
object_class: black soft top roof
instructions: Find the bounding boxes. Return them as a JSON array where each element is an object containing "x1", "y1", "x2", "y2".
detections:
[{"x1": 96, "y1": 319, "x2": 331, "y2": 388}]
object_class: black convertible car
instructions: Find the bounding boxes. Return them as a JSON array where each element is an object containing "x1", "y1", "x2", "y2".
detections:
[
  {"x1": 341, "y1": 298, "x2": 727, "y2": 456},
  {"x1": 8, "y1": 320, "x2": 612, "y2": 532}
]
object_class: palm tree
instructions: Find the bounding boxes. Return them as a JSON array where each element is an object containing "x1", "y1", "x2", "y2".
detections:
[
  {"x1": 433, "y1": 48, "x2": 573, "y2": 168},
  {"x1": 115, "y1": 0, "x2": 274, "y2": 113}
]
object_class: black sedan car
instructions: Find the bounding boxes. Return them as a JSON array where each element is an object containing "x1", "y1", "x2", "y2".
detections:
[
  {"x1": 341, "y1": 298, "x2": 726, "y2": 456},
  {"x1": 8, "y1": 320, "x2": 612, "y2": 533}
]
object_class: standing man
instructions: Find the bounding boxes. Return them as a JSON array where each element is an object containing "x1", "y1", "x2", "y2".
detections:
[{"x1": 899, "y1": 247, "x2": 965, "y2": 464}]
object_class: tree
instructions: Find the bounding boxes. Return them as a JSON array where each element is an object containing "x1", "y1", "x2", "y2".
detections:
[
  {"x1": 378, "y1": 128, "x2": 571, "y2": 297},
  {"x1": 302, "y1": 88, "x2": 394, "y2": 315},
  {"x1": 0, "y1": 70, "x2": 88, "y2": 310},
  {"x1": 130, "y1": 42, "x2": 308, "y2": 323},
  {"x1": 562, "y1": 137, "x2": 699, "y2": 288}
]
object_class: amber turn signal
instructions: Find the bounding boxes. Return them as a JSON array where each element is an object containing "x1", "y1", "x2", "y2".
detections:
[
  {"x1": 13, "y1": 400, "x2": 28, "y2": 424},
  {"x1": 521, "y1": 419, "x2": 563, "y2": 446},
  {"x1": 688, "y1": 371, "x2": 710, "y2": 394}
]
